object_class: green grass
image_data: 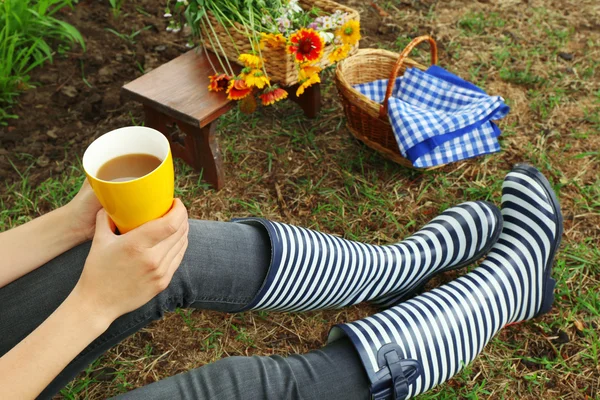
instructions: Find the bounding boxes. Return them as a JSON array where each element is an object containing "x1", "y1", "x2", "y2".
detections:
[
  {"x1": 0, "y1": 158, "x2": 85, "y2": 229},
  {"x1": 458, "y1": 11, "x2": 506, "y2": 35},
  {"x1": 108, "y1": 0, "x2": 125, "y2": 18},
  {"x1": 105, "y1": 25, "x2": 152, "y2": 46},
  {"x1": 1, "y1": 0, "x2": 599, "y2": 398},
  {"x1": 0, "y1": 0, "x2": 84, "y2": 126}
]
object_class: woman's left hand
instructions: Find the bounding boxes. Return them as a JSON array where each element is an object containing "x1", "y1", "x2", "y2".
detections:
[{"x1": 67, "y1": 179, "x2": 103, "y2": 241}]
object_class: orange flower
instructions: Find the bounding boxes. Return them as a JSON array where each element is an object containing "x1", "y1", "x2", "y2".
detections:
[
  {"x1": 287, "y1": 28, "x2": 324, "y2": 63},
  {"x1": 208, "y1": 74, "x2": 231, "y2": 92},
  {"x1": 227, "y1": 78, "x2": 252, "y2": 100},
  {"x1": 260, "y1": 87, "x2": 288, "y2": 106}
]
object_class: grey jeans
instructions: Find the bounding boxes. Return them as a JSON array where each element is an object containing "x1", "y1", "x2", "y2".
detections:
[{"x1": 0, "y1": 220, "x2": 369, "y2": 399}]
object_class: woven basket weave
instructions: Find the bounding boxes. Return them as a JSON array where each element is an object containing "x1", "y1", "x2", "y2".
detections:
[
  {"x1": 204, "y1": 0, "x2": 360, "y2": 86},
  {"x1": 335, "y1": 36, "x2": 439, "y2": 168}
]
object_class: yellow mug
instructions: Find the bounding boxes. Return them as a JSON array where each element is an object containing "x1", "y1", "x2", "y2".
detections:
[{"x1": 82, "y1": 126, "x2": 174, "y2": 233}]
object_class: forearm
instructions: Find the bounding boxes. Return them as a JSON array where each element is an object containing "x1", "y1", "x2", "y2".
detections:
[
  {"x1": 0, "y1": 287, "x2": 112, "y2": 399},
  {"x1": 0, "y1": 205, "x2": 87, "y2": 288}
]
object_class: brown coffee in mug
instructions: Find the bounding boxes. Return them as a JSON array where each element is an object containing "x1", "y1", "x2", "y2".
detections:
[{"x1": 96, "y1": 153, "x2": 162, "y2": 183}]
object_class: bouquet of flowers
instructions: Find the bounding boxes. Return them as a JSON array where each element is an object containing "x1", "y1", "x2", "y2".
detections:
[{"x1": 166, "y1": 0, "x2": 360, "y2": 111}]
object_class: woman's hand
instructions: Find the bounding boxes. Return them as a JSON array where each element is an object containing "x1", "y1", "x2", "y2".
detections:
[
  {"x1": 66, "y1": 179, "x2": 103, "y2": 241},
  {"x1": 0, "y1": 199, "x2": 189, "y2": 399},
  {"x1": 73, "y1": 199, "x2": 189, "y2": 322}
]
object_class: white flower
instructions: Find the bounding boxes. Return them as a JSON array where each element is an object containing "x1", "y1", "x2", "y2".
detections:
[
  {"x1": 166, "y1": 26, "x2": 173, "y2": 32},
  {"x1": 322, "y1": 17, "x2": 333, "y2": 30},
  {"x1": 176, "y1": 0, "x2": 188, "y2": 3},
  {"x1": 340, "y1": 12, "x2": 350, "y2": 24},
  {"x1": 186, "y1": 42, "x2": 194, "y2": 48},
  {"x1": 288, "y1": 0, "x2": 302, "y2": 13},
  {"x1": 319, "y1": 31, "x2": 335, "y2": 44},
  {"x1": 172, "y1": 27, "x2": 181, "y2": 33},
  {"x1": 277, "y1": 16, "x2": 291, "y2": 29},
  {"x1": 164, "y1": 12, "x2": 172, "y2": 18}
]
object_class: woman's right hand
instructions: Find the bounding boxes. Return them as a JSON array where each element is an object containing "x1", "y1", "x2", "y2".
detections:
[{"x1": 73, "y1": 199, "x2": 189, "y2": 322}]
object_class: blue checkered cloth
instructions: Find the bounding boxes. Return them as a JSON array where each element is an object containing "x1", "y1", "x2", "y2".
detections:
[
  {"x1": 354, "y1": 65, "x2": 509, "y2": 167},
  {"x1": 354, "y1": 77, "x2": 403, "y2": 103}
]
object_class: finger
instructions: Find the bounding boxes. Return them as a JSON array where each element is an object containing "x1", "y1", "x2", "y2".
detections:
[
  {"x1": 161, "y1": 233, "x2": 189, "y2": 285},
  {"x1": 126, "y1": 199, "x2": 188, "y2": 248},
  {"x1": 153, "y1": 227, "x2": 188, "y2": 294},
  {"x1": 153, "y1": 219, "x2": 189, "y2": 271},
  {"x1": 94, "y1": 209, "x2": 116, "y2": 238}
]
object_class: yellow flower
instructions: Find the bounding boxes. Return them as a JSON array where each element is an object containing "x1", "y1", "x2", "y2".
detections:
[
  {"x1": 242, "y1": 69, "x2": 270, "y2": 89},
  {"x1": 298, "y1": 64, "x2": 321, "y2": 81},
  {"x1": 336, "y1": 20, "x2": 361, "y2": 46},
  {"x1": 260, "y1": 32, "x2": 286, "y2": 50},
  {"x1": 239, "y1": 53, "x2": 263, "y2": 68},
  {"x1": 328, "y1": 44, "x2": 351, "y2": 63},
  {"x1": 296, "y1": 73, "x2": 321, "y2": 97},
  {"x1": 298, "y1": 64, "x2": 321, "y2": 82}
]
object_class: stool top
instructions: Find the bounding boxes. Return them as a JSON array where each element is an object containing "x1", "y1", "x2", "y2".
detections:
[{"x1": 122, "y1": 49, "x2": 238, "y2": 128}]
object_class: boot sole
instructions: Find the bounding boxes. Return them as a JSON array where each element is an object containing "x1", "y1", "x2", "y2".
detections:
[{"x1": 512, "y1": 164, "x2": 563, "y2": 318}]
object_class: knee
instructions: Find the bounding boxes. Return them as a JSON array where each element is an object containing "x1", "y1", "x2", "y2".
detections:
[{"x1": 203, "y1": 355, "x2": 296, "y2": 399}]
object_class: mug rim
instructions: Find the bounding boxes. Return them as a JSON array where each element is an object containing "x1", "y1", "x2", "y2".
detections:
[{"x1": 83, "y1": 126, "x2": 170, "y2": 185}]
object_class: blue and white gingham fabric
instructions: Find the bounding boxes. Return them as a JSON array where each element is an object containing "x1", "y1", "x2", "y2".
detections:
[
  {"x1": 354, "y1": 77, "x2": 403, "y2": 104},
  {"x1": 354, "y1": 66, "x2": 509, "y2": 167}
]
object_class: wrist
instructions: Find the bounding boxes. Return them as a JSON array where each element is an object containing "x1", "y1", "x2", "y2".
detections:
[
  {"x1": 59, "y1": 203, "x2": 92, "y2": 244},
  {"x1": 66, "y1": 285, "x2": 115, "y2": 333}
]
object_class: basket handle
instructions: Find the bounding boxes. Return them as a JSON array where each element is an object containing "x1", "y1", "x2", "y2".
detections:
[{"x1": 379, "y1": 35, "x2": 438, "y2": 119}]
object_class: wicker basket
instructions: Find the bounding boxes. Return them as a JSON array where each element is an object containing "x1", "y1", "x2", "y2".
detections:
[
  {"x1": 204, "y1": 0, "x2": 360, "y2": 86},
  {"x1": 335, "y1": 36, "x2": 438, "y2": 168}
]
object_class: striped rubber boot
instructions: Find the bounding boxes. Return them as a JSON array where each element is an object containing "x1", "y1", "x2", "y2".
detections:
[
  {"x1": 329, "y1": 164, "x2": 563, "y2": 400},
  {"x1": 233, "y1": 201, "x2": 502, "y2": 312}
]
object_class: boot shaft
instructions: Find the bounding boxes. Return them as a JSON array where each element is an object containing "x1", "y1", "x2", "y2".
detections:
[{"x1": 234, "y1": 201, "x2": 502, "y2": 312}]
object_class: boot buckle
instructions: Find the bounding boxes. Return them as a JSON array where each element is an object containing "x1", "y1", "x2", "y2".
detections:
[{"x1": 371, "y1": 343, "x2": 423, "y2": 400}]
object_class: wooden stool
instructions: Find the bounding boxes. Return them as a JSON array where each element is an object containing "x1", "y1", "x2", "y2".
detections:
[{"x1": 122, "y1": 49, "x2": 321, "y2": 190}]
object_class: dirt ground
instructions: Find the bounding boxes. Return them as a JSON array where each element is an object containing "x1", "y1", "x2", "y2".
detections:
[{"x1": 1, "y1": 0, "x2": 599, "y2": 399}]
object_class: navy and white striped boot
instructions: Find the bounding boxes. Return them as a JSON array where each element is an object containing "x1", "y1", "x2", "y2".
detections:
[
  {"x1": 233, "y1": 201, "x2": 502, "y2": 312},
  {"x1": 329, "y1": 164, "x2": 563, "y2": 399}
]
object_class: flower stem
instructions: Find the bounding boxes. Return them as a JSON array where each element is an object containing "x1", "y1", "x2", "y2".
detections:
[{"x1": 201, "y1": 11, "x2": 235, "y2": 76}]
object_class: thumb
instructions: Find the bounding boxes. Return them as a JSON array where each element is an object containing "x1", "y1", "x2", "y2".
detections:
[{"x1": 94, "y1": 209, "x2": 116, "y2": 237}]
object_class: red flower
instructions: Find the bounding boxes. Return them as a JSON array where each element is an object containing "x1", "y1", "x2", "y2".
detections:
[
  {"x1": 227, "y1": 78, "x2": 252, "y2": 100},
  {"x1": 287, "y1": 28, "x2": 324, "y2": 63},
  {"x1": 260, "y1": 87, "x2": 288, "y2": 106},
  {"x1": 208, "y1": 74, "x2": 231, "y2": 92}
]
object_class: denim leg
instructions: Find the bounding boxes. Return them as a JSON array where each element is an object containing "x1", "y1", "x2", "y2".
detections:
[
  {"x1": 0, "y1": 219, "x2": 270, "y2": 399},
  {"x1": 112, "y1": 337, "x2": 370, "y2": 400}
]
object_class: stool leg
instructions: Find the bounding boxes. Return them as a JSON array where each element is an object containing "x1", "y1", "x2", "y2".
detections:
[
  {"x1": 286, "y1": 83, "x2": 321, "y2": 119},
  {"x1": 143, "y1": 105, "x2": 225, "y2": 190},
  {"x1": 178, "y1": 121, "x2": 225, "y2": 191}
]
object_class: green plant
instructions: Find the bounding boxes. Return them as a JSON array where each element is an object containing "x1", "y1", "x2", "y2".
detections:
[
  {"x1": 105, "y1": 25, "x2": 151, "y2": 45},
  {"x1": 0, "y1": 0, "x2": 84, "y2": 125},
  {"x1": 108, "y1": 0, "x2": 124, "y2": 18}
]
